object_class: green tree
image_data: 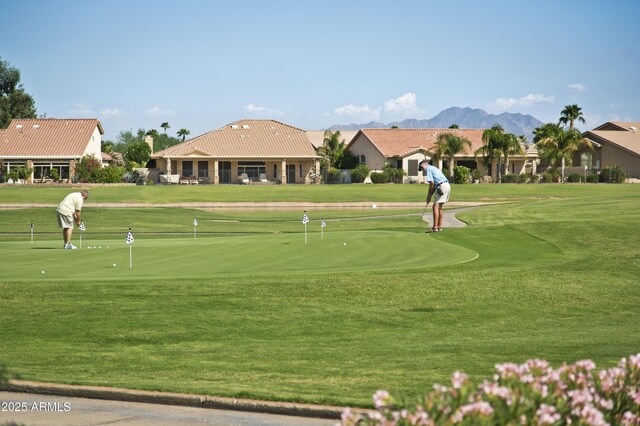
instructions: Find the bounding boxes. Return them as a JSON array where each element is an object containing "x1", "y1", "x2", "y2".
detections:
[
  {"x1": 0, "y1": 57, "x2": 37, "y2": 128},
  {"x1": 448, "y1": 124, "x2": 459, "y2": 129},
  {"x1": 161, "y1": 122, "x2": 170, "y2": 134},
  {"x1": 434, "y1": 132, "x2": 472, "y2": 180},
  {"x1": 125, "y1": 140, "x2": 151, "y2": 168},
  {"x1": 533, "y1": 123, "x2": 592, "y2": 182},
  {"x1": 476, "y1": 124, "x2": 523, "y2": 182},
  {"x1": 318, "y1": 130, "x2": 347, "y2": 170},
  {"x1": 177, "y1": 128, "x2": 190, "y2": 142},
  {"x1": 145, "y1": 129, "x2": 159, "y2": 137},
  {"x1": 559, "y1": 104, "x2": 586, "y2": 129}
]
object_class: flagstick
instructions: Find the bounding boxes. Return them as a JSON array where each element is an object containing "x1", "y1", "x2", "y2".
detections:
[
  {"x1": 129, "y1": 244, "x2": 132, "y2": 269},
  {"x1": 304, "y1": 222, "x2": 307, "y2": 245},
  {"x1": 80, "y1": 232, "x2": 83, "y2": 249},
  {"x1": 194, "y1": 226, "x2": 196, "y2": 239}
]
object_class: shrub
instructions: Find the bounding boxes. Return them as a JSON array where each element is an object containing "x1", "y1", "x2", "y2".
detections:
[
  {"x1": 529, "y1": 174, "x2": 540, "y2": 183},
  {"x1": 370, "y1": 172, "x2": 388, "y2": 184},
  {"x1": 471, "y1": 169, "x2": 481, "y2": 182},
  {"x1": 500, "y1": 174, "x2": 519, "y2": 183},
  {"x1": 600, "y1": 166, "x2": 626, "y2": 183},
  {"x1": 382, "y1": 164, "x2": 406, "y2": 184},
  {"x1": 341, "y1": 353, "x2": 640, "y2": 426},
  {"x1": 567, "y1": 172, "x2": 584, "y2": 183},
  {"x1": 586, "y1": 173, "x2": 599, "y2": 183},
  {"x1": 75, "y1": 155, "x2": 126, "y2": 183},
  {"x1": 453, "y1": 166, "x2": 471, "y2": 184},
  {"x1": 49, "y1": 168, "x2": 60, "y2": 182},
  {"x1": 350, "y1": 164, "x2": 371, "y2": 183},
  {"x1": 543, "y1": 168, "x2": 561, "y2": 183}
]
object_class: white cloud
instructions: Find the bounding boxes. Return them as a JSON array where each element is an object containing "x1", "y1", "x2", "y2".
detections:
[
  {"x1": 383, "y1": 92, "x2": 422, "y2": 116},
  {"x1": 100, "y1": 108, "x2": 125, "y2": 119},
  {"x1": 333, "y1": 103, "x2": 381, "y2": 122},
  {"x1": 67, "y1": 103, "x2": 94, "y2": 117},
  {"x1": 567, "y1": 83, "x2": 588, "y2": 93},
  {"x1": 492, "y1": 93, "x2": 555, "y2": 109},
  {"x1": 146, "y1": 107, "x2": 175, "y2": 116},
  {"x1": 609, "y1": 103, "x2": 624, "y2": 110},
  {"x1": 242, "y1": 104, "x2": 285, "y2": 116}
]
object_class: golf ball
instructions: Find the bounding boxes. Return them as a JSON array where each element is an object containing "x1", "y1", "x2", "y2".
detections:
[
  {"x1": 41, "y1": 270, "x2": 45, "y2": 274},
  {"x1": 113, "y1": 264, "x2": 116, "y2": 267},
  {"x1": 343, "y1": 243, "x2": 347, "y2": 246}
]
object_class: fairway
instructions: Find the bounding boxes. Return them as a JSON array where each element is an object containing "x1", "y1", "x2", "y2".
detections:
[
  {"x1": 1, "y1": 184, "x2": 639, "y2": 408},
  {"x1": 2, "y1": 229, "x2": 479, "y2": 281}
]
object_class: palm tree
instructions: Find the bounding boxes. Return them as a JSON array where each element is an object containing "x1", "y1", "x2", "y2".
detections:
[
  {"x1": 160, "y1": 122, "x2": 170, "y2": 134},
  {"x1": 318, "y1": 130, "x2": 346, "y2": 171},
  {"x1": 476, "y1": 124, "x2": 523, "y2": 182},
  {"x1": 145, "y1": 129, "x2": 159, "y2": 137},
  {"x1": 448, "y1": 124, "x2": 459, "y2": 129},
  {"x1": 177, "y1": 128, "x2": 190, "y2": 142},
  {"x1": 533, "y1": 123, "x2": 592, "y2": 182},
  {"x1": 434, "y1": 132, "x2": 472, "y2": 180},
  {"x1": 559, "y1": 104, "x2": 586, "y2": 129}
]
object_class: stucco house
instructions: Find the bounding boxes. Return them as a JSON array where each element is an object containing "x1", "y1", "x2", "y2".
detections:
[
  {"x1": 151, "y1": 119, "x2": 320, "y2": 184},
  {"x1": 580, "y1": 122, "x2": 640, "y2": 179},
  {"x1": 346, "y1": 128, "x2": 537, "y2": 182},
  {"x1": 0, "y1": 118, "x2": 104, "y2": 183}
]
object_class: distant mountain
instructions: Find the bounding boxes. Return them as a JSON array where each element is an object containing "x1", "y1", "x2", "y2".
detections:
[{"x1": 328, "y1": 107, "x2": 544, "y2": 139}]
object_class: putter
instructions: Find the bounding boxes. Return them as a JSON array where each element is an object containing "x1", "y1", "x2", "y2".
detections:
[{"x1": 415, "y1": 202, "x2": 429, "y2": 233}]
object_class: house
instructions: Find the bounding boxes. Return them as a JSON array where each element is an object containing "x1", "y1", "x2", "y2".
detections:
[
  {"x1": 0, "y1": 118, "x2": 104, "y2": 183},
  {"x1": 580, "y1": 122, "x2": 640, "y2": 178},
  {"x1": 151, "y1": 119, "x2": 320, "y2": 184},
  {"x1": 346, "y1": 128, "x2": 537, "y2": 182}
]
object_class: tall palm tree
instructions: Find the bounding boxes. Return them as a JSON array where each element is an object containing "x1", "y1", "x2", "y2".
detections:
[
  {"x1": 434, "y1": 132, "x2": 472, "y2": 180},
  {"x1": 533, "y1": 123, "x2": 592, "y2": 182},
  {"x1": 177, "y1": 128, "x2": 190, "y2": 142},
  {"x1": 476, "y1": 124, "x2": 523, "y2": 182},
  {"x1": 145, "y1": 129, "x2": 159, "y2": 137},
  {"x1": 160, "y1": 122, "x2": 170, "y2": 134},
  {"x1": 559, "y1": 104, "x2": 586, "y2": 129}
]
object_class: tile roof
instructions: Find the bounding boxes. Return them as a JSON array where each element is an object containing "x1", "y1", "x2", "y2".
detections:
[
  {"x1": 0, "y1": 118, "x2": 103, "y2": 158},
  {"x1": 585, "y1": 128, "x2": 640, "y2": 157},
  {"x1": 153, "y1": 119, "x2": 317, "y2": 159},
  {"x1": 349, "y1": 128, "x2": 486, "y2": 157},
  {"x1": 306, "y1": 130, "x2": 358, "y2": 149}
]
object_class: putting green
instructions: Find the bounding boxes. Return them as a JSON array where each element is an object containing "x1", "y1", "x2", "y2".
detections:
[{"x1": 2, "y1": 230, "x2": 478, "y2": 281}]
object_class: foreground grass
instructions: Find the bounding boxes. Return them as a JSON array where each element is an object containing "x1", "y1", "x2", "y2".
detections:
[{"x1": 0, "y1": 184, "x2": 639, "y2": 407}]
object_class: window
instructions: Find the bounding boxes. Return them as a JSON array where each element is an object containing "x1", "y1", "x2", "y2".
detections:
[
  {"x1": 360, "y1": 155, "x2": 366, "y2": 164},
  {"x1": 182, "y1": 161, "x2": 193, "y2": 177},
  {"x1": 299, "y1": 164, "x2": 303, "y2": 178},
  {"x1": 198, "y1": 161, "x2": 208, "y2": 178},
  {"x1": 237, "y1": 161, "x2": 265, "y2": 180},
  {"x1": 273, "y1": 164, "x2": 277, "y2": 178},
  {"x1": 408, "y1": 160, "x2": 418, "y2": 176}
]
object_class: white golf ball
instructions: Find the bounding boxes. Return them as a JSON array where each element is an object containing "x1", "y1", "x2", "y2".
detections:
[
  {"x1": 343, "y1": 243, "x2": 347, "y2": 246},
  {"x1": 41, "y1": 270, "x2": 45, "y2": 274},
  {"x1": 113, "y1": 264, "x2": 116, "y2": 267}
]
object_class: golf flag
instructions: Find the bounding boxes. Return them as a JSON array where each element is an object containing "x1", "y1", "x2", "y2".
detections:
[
  {"x1": 79, "y1": 220, "x2": 86, "y2": 248},
  {"x1": 126, "y1": 229, "x2": 134, "y2": 244},
  {"x1": 126, "y1": 228, "x2": 134, "y2": 269},
  {"x1": 320, "y1": 219, "x2": 326, "y2": 228},
  {"x1": 302, "y1": 212, "x2": 309, "y2": 224},
  {"x1": 193, "y1": 217, "x2": 198, "y2": 226},
  {"x1": 193, "y1": 217, "x2": 198, "y2": 239},
  {"x1": 320, "y1": 218, "x2": 326, "y2": 239}
]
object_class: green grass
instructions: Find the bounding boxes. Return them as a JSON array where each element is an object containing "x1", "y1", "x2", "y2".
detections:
[{"x1": 0, "y1": 184, "x2": 639, "y2": 407}]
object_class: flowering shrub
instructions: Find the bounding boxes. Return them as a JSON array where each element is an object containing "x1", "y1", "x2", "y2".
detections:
[{"x1": 340, "y1": 353, "x2": 640, "y2": 425}]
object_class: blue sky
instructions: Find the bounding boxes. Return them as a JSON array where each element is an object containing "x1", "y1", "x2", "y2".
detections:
[{"x1": 2, "y1": 0, "x2": 638, "y2": 141}]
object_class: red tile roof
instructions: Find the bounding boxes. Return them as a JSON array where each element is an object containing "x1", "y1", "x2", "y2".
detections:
[
  {"x1": 348, "y1": 128, "x2": 486, "y2": 157},
  {"x1": 153, "y1": 119, "x2": 317, "y2": 159},
  {"x1": 0, "y1": 119, "x2": 103, "y2": 158}
]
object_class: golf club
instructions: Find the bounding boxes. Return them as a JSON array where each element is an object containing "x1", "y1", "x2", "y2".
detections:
[{"x1": 415, "y1": 202, "x2": 429, "y2": 233}]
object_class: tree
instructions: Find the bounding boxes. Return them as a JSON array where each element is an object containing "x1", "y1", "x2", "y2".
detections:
[
  {"x1": 448, "y1": 124, "x2": 459, "y2": 129},
  {"x1": 0, "y1": 57, "x2": 37, "y2": 128},
  {"x1": 476, "y1": 124, "x2": 523, "y2": 182},
  {"x1": 177, "y1": 128, "x2": 190, "y2": 142},
  {"x1": 125, "y1": 140, "x2": 151, "y2": 168},
  {"x1": 434, "y1": 132, "x2": 472, "y2": 180},
  {"x1": 145, "y1": 129, "x2": 159, "y2": 137},
  {"x1": 318, "y1": 130, "x2": 347, "y2": 170},
  {"x1": 160, "y1": 122, "x2": 170, "y2": 134},
  {"x1": 533, "y1": 123, "x2": 592, "y2": 182},
  {"x1": 559, "y1": 104, "x2": 586, "y2": 129}
]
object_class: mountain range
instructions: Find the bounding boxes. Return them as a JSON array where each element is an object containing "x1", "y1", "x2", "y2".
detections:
[{"x1": 328, "y1": 107, "x2": 545, "y2": 139}]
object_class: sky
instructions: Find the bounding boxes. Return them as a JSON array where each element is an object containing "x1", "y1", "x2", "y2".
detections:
[{"x1": 1, "y1": 0, "x2": 639, "y2": 141}]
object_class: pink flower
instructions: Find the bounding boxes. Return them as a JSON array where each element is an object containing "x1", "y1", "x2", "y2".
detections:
[
  {"x1": 373, "y1": 389, "x2": 391, "y2": 409},
  {"x1": 451, "y1": 371, "x2": 468, "y2": 389},
  {"x1": 576, "y1": 359, "x2": 597, "y2": 372},
  {"x1": 536, "y1": 404, "x2": 561, "y2": 425}
]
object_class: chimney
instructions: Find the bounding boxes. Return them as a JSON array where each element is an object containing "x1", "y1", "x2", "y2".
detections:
[{"x1": 145, "y1": 136, "x2": 154, "y2": 153}]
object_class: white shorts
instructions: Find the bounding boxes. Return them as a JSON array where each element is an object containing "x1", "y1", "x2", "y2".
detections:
[
  {"x1": 434, "y1": 182, "x2": 451, "y2": 204},
  {"x1": 57, "y1": 212, "x2": 75, "y2": 229}
]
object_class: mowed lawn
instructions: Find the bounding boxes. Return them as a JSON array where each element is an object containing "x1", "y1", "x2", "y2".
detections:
[{"x1": 0, "y1": 184, "x2": 639, "y2": 407}]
